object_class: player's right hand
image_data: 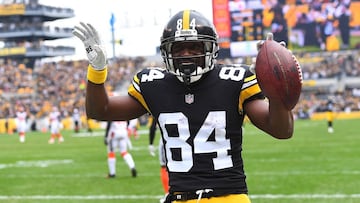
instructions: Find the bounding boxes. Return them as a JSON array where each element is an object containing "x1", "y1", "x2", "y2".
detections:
[{"x1": 73, "y1": 22, "x2": 107, "y2": 70}]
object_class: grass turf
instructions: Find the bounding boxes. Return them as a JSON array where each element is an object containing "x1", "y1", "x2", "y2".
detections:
[{"x1": 0, "y1": 118, "x2": 359, "y2": 203}]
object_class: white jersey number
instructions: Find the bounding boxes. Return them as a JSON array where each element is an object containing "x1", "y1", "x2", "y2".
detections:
[
  {"x1": 141, "y1": 68, "x2": 165, "y2": 82},
  {"x1": 219, "y1": 66, "x2": 246, "y2": 81},
  {"x1": 158, "y1": 111, "x2": 232, "y2": 172}
]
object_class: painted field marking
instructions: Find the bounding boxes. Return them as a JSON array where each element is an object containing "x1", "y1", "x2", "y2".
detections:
[{"x1": 0, "y1": 160, "x2": 73, "y2": 170}]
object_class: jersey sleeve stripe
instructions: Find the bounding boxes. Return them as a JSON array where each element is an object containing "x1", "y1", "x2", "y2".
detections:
[
  {"x1": 242, "y1": 77, "x2": 257, "y2": 89},
  {"x1": 132, "y1": 80, "x2": 140, "y2": 92},
  {"x1": 244, "y1": 74, "x2": 256, "y2": 83},
  {"x1": 133, "y1": 74, "x2": 140, "y2": 85},
  {"x1": 128, "y1": 81, "x2": 150, "y2": 113},
  {"x1": 239, "y1": 80, "x2": 262, "y2": 113}
]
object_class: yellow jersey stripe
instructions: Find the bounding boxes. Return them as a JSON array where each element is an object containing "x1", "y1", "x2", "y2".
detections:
[
  {"x1": 238, "y1": 83, "x2": 262, "y2": 112},
  {"x1": 128, "y1": 84, "x2": 150, "y2": 113},
  {"x1": 244, "y1": 74, "x2": 256, "y2": 83},
  {"x1": 183, "y1": 10, "x2": 190, "y2": 30},
  {"x1": 133, "y1": 74, "x2": 140, "y2": 84}
]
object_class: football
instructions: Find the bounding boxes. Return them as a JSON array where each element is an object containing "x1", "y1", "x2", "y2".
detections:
[{"x1": 255, "y1": 40, "x2": 303, "y2": 110}]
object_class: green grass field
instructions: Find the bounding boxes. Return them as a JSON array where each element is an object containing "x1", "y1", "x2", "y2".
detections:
[{"x1": 0, "y1": 118, "x2": 359, "y2": 203}]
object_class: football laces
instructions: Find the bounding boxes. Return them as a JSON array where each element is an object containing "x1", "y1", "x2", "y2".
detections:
[{"x1": 292, "y1": 55, "x2": 303, "y2": 83}]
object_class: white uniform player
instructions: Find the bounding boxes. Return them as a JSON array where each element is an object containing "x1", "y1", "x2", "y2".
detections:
[
  {"x1": 72, "y1": 108, "x2": 81, "y2": 133},
  {"x1": 48, "y1": 107, "x2": 64, "y2": 144},
  {"x1": 148, "y1": 116, "x2": 169, "y2": 202},
  {"x1": 105, "y1": 121, "x2": 137, "y2": 178},
  {"x1": 158, "y1": 138, "x2": 169, "y2": 193},
  {"x1": 127, "y1": 118, "x2": 139, "y2": 139},
  {"x1": 16, "y1": 106, "x2": 27, "y2": 143}
]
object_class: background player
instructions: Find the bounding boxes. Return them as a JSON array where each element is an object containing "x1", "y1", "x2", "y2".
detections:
[
  {"x1": 148, "y1": 116, "x2": 157, "y2": 157},
  {"x1": 148, "y1": 115, "x2": 169, "y2": 202},
  {"x1": 127, "y1": 118, "x2": 139, "y2": 139},
  {"x1": 48, "y1": 106, "x2": 64, "y2": 144},
  {"x1": 16, "y1": 105, "x2": 27, "y2": 143},
  {"x1": 158, "y1": 138, "x2": 169, "y2": 203},
  {"x1": 326, "y1": 98, "x2": 335, "y2": 133},
  {"x1": 104, "y1": 121, "x2": 137, "y2": 178},
  {"x1": 72, "y1": 107, "x2": 81, "y2": 133}
]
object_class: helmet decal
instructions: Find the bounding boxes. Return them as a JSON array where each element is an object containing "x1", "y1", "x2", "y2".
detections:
[
  {"x1": 175, "y1": 10, "x2": 197, "y2": 38},
  {"x1": 182, "y1": 10, "x2": 190, "y2": 30}
]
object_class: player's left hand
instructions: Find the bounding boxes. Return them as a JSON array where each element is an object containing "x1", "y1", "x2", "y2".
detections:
[
  {"x1": 255, "y1": 33, "x2": 300, "y2": 78},
  {"x1": 250, "y1": 33, "x2": 288, "y2": 74},
  {"x1": 256, "y1": 33, "x2": 287, "y2": 50}
]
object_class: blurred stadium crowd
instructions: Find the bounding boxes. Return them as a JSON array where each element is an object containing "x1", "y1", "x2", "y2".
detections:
[
  {"x1": 0, "y1": 50, "x2": 359, "y2": 132},
  {"x1": 0, "y1": 56, "x2": 148, "y2": 132}
]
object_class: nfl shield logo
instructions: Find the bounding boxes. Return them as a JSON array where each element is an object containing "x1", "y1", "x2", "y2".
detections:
[{"x1": 185, "y1": 94, "x2": 194, "y2": 104}]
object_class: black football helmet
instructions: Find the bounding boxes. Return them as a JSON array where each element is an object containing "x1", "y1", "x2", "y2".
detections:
[{"x1": 160, "y1": 10, "x2": 219, "y2": 85}]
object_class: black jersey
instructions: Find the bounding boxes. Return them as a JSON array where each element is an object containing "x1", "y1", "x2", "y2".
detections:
[{"x1": 128, "y1": 64, "x2": 264, "y2": 193}]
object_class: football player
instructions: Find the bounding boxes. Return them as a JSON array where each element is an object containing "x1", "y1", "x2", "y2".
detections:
[
  {"x1": 127, "y1": 118, "x2": 139, "y2": 139},
  {"x1": 104, "y1": 121, "x2": 137, "y2": 178},
  {"x1": 148, "y1": 116, "x2": 157, "y2": 157},
  {"x1": 148, "y1": 116, "x2": 169, "y2": 202},
  {"x1": 48, "y1": 106, "x2": 64, "y2": 144},
  {"x1": 16, "y1": 105, "x2": 27, "y2": 143},
  {"x1": 326, "y1": 98, "x2": 335, "y2": 133},
  {"x1": 158, "y1": 138, "x2": 169, "y2": 203},
  {"x1": 72, "y1": 107, "x2": 81, "y2": 133},
  {"x1": 73, "y1": 10, "x2": 295, "y2": 203}
]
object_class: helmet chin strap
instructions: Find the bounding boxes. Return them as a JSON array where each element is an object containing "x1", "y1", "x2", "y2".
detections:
[
  {"x1": 179, "y1": 63, "x2": 196, "y2": 86},
  {"x1": 174, "y1": 64, "x2": 203, "y2": 85}
]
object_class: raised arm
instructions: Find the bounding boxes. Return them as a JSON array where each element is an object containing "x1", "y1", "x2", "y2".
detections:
[{"x1": 73, "y1": 22, "x2": 147, "y2": 121}]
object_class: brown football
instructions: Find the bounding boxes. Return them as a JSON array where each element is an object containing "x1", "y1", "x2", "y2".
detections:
[{"x1": 255, "y1": 40, "x2": 303, "y2": 110}]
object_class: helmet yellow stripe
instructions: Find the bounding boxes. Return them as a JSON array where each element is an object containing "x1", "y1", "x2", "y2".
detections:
[{"x1": 182, "y1": 10, "x2": 190, "y2": 29}]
